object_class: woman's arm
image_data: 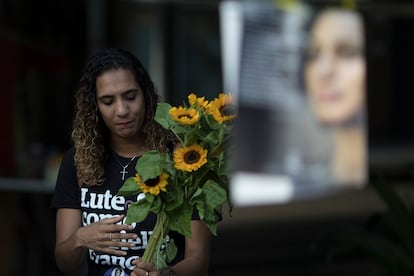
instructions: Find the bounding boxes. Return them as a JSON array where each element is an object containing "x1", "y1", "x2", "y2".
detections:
[
  {"x1": 55, "y1": 208, "x2": 138, "y2": 275},
  {"x1": 171, "y1": 220, "x2": 212, "y2": 275},
  {"x1": 132, "y1": 220, "x2": 212, "y2": 276},
  {"x1": 55, "y1": 208, "x2": 87, "y2": 275}
]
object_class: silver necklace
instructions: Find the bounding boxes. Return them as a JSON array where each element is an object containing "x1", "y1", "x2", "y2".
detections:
[{"x1": 113, "y1": 153, "x2": 137, "y2": 181}]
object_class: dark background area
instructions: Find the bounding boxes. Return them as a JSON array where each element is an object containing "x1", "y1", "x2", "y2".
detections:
[{"x1": 0, "y1": 0, "x2": 413, "y2": 275}]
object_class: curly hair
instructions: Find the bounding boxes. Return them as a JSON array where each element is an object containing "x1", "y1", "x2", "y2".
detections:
[{"x1": 72, "y1": 48, "x2": 175, "y2": 187}]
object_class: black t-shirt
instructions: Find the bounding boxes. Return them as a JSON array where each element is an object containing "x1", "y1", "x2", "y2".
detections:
[{"x1": 51, "y1": 147, "x2": 186, "y2": 276}]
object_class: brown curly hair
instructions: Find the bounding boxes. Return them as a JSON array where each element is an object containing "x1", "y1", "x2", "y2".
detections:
[{"x1": 72, "y1": 48, "x2": 175, "y2": 187}]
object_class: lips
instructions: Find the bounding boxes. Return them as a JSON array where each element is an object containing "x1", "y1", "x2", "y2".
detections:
[
  {"x1": 317, "y1": 89, "x2": 342, "y2": 103},
  {"x1": 116, "y1": 120, "x2": 134, "y2": 128}
]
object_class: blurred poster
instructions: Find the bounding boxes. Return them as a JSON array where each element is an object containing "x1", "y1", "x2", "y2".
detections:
[{"x1": 220, "y1": 1, "x2": 367, "y2": 206}]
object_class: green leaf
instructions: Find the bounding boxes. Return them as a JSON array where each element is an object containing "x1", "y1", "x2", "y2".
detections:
[
  {"x1": 171, "y1": 124, "x2": 187, "y2": 137},
  {"x1": 155, "y1": 103, "x2": 173, "y2": 129},
  {"x1": 150, "y1": 195, "x2": 162, "y2": 214},
  {"x1": 146, "y1": 193, "x2": 155, "y2": 203},
  {"x1": 155, "y1": 251, "x2": 168, "y2": 270},
  {"x1": 203, "y1": 112, "x2": 220, "y2": 130},
  {"x1": 201, "y1": 129, "x2": 220, "y2": 146},
  {"x1": 191, "y1": 187, "x2": 203, "y2": 199},
  {"x1": 164, "y1": 187, "x2": 184, "y2": 212},
  {"x1": 117, "y1": 177, "x2": 140, "y2": 196},
  {"x1": 190, "y1": 187, "x2": 206, "y2": 219},
  {"x1": 191, "y1": 197, "x2": 206, "y2": 221},
  {"x1": 179, "y1": 126, "x2": 199, "y2": 147},
  {"x1": 155, "y1": 237, "x2": 177, "y2": 270},
  {"x1": 203, "y1": 221, "x2": 218, "y2": 236},
  {"x1": 203, "y1": 179, "x2": 227, "y2": 212},
  {"x1": 125, "y1": 199, "x2": 151, "y2": 224},
  {"x1": 190, "y1": 180, "x2": 227, "y2": 235},
  {"x1": 164, "y1": 238, "x2": 178, "y2": 264},
  {"x1": 136, "y1": 151, "x2": 172, "y2": 181},
  {"x1": 168, "y1": 202, "x2": 193, "y2": 238}
]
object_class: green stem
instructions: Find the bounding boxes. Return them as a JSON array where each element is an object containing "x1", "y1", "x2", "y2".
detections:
[
  {"x1": 142, "y1": 211, "x2": 170, "y2": 265},
  {"x1": 171, "y1": 128, "x2": 184, "y2": 145}
]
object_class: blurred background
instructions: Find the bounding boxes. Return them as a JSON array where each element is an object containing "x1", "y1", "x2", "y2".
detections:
[{"x1": 1, "y1": 0, "x2": 414, "y2": 275}]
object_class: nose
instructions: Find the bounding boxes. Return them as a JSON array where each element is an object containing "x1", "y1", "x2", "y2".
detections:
[
  {"x1": 315, "y1": 53, "x2": 335, "y2": 79},
  {"x1": 115, "y1": 99, "x2": 129, "y2": 117}
]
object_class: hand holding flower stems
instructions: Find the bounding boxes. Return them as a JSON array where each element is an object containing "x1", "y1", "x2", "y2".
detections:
[{"x1": 117, "y1": 93, "x2": 236, "y2": 270}]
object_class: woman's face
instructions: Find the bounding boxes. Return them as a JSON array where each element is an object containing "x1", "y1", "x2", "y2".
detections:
[
  {"x1": 304, "y1": 9, "x2": 365, "y2": 126},
  {"x1": 96, "y1": 68, "x2": 146, "y2": 142}
]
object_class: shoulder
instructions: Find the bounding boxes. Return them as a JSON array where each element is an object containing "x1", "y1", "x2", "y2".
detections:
[
  {"x1": 60, "y1": 147, "x2": 76, "y2": 167},
  {"x1": 51, "y1": 147, "x2": 81, "y2": 209},
  {"x1": 56, "y1": 146, "x2": 78, "y2": 179}
]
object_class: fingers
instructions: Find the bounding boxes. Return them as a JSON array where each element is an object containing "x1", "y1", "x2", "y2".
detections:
[
  {"x1": 99, "y1": 215, "x2": 135, "y2": 232},
  {"x1": 80, "y1": 214, "x2": 143, "y2": 255},
  {"x1": 131, "y1": 266, "x2": 152, "y2": 276},
  {"x1": 94, "y1": 232, "x2": 137, "y2": 255},
  {"x1": 133, "y1": 259, "x2": 156, "y2": 274},
  {"x1": 96, "y1": 230, "x2": 137, "y2": 251},
  {"x1": 108, "y1": 231, "x2": 137, "y2": 241},
  {"x1": 131, "y1": 268, "x2": 151, "y2": 276},
  {"x1": 100, "y1": 214, "x2": 126, "y2": 224},
  {"x1": 95, "y1": 245, "x2": 129, "y2": 256},
  {"x1": 107, "y1": 240, "x2": 135, "y2": 249},
  {"x1": 96, "y1": 227, "x2": 136, "y2": 245}
]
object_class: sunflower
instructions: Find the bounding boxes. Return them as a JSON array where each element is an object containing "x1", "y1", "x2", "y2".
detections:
[
  {"x1": 188, "y1": 93, "x2": 209, "y2": 109},
  {"x1": 174, "y1": 144, "x2": 208, "y2": 172},
  {"x1": 134, "y1": 172, "x2": 169, "y2": 195},
  {"x1": 206, "y1": 93, "x2": 237, "y2": 123},
  {"x1": 169, "y1": 106, "x2": 200, "y2": 125}
]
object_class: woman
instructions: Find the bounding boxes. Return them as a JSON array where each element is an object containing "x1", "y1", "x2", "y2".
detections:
[
  {"x1": 51, "y1": 48, "x2": 211, "y2": 276},
  {"x1": 304, "y1": 8, "x2": 366, "y2": 185}
]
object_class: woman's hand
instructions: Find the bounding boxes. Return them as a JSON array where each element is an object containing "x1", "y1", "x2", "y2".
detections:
[
  {"x1": 76, "y1": 214, "x2": 137, "y2": 256},
  {"x1": 130, "y1": 258, "x2": 158, "y2": 276},
  {"x1": 56, "y1": 209, "x2": 138, "y2": 274}
]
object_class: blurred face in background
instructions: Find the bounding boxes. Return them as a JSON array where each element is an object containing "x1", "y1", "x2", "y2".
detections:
[{"x1": 304, "y1": 9, "x2": 365, "y2": 126}]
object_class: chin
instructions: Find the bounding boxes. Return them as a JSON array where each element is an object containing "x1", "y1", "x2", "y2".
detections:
[
  {"x1": 117, "y1": 130, "x2": 138, "y2": 138},
  {"x1": 315, "y1": 111, "x2": 345, "y2": 125},
  {"x1": 318, "y1": 113, "x2": 362, "y2": 127}
]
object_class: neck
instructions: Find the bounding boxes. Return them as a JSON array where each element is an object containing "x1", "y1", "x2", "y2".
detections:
[
  {"x1": 332, "y1": 126, "x2": 366, "y2": 185},
  {"x1": 111, "y1": 134, "x2": 147, "y2": 158}
]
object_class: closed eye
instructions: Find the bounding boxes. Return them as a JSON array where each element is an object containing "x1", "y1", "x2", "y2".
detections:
[
  {"x1": 337, "y1": 45, "x2": 363, "y2": 58},
  {"x1": 99, "y1": 96, "x2": 114, "y2": 106},
  {"x1": 124, "y1": 90, "x2": 138, "y2": 101}
]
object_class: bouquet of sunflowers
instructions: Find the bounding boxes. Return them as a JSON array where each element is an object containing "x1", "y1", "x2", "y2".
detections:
[{"x1": 117, "y1": 93, "x2": 235, "y2": 269}]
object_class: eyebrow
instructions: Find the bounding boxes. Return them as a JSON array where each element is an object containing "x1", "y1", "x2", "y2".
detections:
[{"x1": 97, "y1": 88, "x2": 140, "y2": 100}]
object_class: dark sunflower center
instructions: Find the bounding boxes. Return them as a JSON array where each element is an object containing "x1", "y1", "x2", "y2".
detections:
[
  {"x1": 184, "y1": 150, "x2": 200, "y2": 164},
  {"x1": 220, "y1": 105, "x2": 236, "y2": 116},
  {"x1": 178, "y1": 114, "x2": 193, "y2": 120},
  {"x1": 145, "y1": 176, "x2": 160, "y2": 187}
]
